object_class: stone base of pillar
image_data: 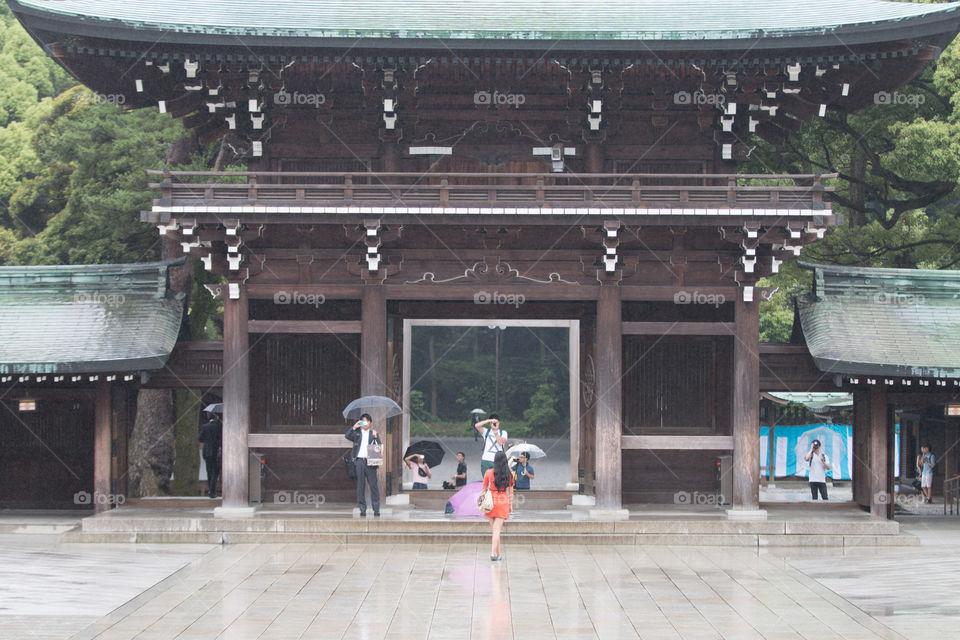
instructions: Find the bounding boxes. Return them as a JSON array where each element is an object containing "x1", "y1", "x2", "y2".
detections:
[
  {"x1": 725, "y1": 508, "x2": 768, "y2": 521},
  {"x1": 588, "y1": 508, "x2": 630, "y2": 520},
  {"x1": 385, "y1": 494, "x2": 410, "y2": 505},
  {"x1": 214, "y1": 505, "x2": 258, "y2": 519},
  {"x1": 565, "y1": 482, "x2": 581, "y2": 491},
  {"x1": 570, "y1": 494, "x2": 596, "y2": 507}
]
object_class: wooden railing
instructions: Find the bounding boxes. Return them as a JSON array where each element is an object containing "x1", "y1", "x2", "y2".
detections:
[
  {"x1": 148, "y1": 170, "x2": 835, "y2": 212},
  {"x1": 945, "y1": 474, "x2": 960, "y2": 515}
]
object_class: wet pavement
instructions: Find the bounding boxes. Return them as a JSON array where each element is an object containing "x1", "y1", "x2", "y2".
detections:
[{"x1": 2, "y1": 516, "x2": 959, "y2": 639}]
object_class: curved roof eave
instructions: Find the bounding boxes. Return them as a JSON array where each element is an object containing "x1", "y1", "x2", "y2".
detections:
[{"x1": 10, "y1": 0, "x2": 960, "y2": 53}]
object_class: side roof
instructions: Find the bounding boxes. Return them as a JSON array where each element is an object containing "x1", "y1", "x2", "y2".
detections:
[
  {"x1": 797, "y1": 261, "x2": 960, "y2": 379},
  {"x1": 9, "y1": 0, "x2": 960, "y2": 51},
  {"x1": 0, "y1": 260, "x2": 185, "y2": 375}
]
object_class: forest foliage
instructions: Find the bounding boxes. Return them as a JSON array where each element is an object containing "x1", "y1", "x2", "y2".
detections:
[{"x1": 409, "y1": 326, "x2": 570, "y2": 437}]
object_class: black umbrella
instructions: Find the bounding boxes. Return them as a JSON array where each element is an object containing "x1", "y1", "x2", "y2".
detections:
[{"x1": 404, "y1": 441, "x2": 445, "y2": 468}]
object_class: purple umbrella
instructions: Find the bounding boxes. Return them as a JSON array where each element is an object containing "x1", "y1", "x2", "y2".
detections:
[{"x1": 445, "y1": 481, "x2": 485, "y2": 517}]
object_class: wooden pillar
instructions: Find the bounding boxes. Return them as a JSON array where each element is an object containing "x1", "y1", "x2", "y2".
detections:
[
  {"x1": 594, "y1": 284, "x2": 622, "y2": 509},
  {"x1": 221, "y1": 284, "x2": 250, "y2": 511},
  {"x1": 869, "y1": 385, "x2": 891, "y2": 519},
  {"x1": 852, "y1": 388, "x2": 869, "y2": 507},
  {"x1": 767, "y1": 422, "x2": 776, "y2": 488},
  {"x1": 111, "y1": 386, "x2": 131, "y2": 501},
  {"x1": 586, "y1": 144, "x2": 604, "y2": 174},
  {"x1": 732, "y1": 297, "x2": 761, "y2": 512},
  {"x1": 361, "y1": 284, "x2": 388, "y2": 502},
  {"x1": 93, "y1": 381, "x2": 112, "y2": 514},
  {"x1": 382, "y1": 143, "x2": 400, "y2": 172}
]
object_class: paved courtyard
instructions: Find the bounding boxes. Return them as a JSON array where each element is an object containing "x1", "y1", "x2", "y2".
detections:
[{"x1": 2, "y1": 517, "x2": 959, "y2": 640}]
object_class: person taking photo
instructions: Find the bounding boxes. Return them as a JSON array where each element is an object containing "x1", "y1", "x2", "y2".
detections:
[
  {"x1": 474, "y1": 414, "x2": 507, "y2": 476},
  {"x1": 804, "y1": 439, "x2": 831, "y2": 500}
]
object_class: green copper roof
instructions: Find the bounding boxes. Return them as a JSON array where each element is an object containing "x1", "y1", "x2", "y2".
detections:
[
  {"x1": 0, "y1": 261, "x2": 185, "y2": 375},
  {"x1": 10, "y1": 0, "x2": 960, "y2": 45},
  {"x1": 766, "y1": 392, "x2": 853, "y2": 410},
  {"x1": 797, "y1": 262, "x2": 960, "y2": 379}
]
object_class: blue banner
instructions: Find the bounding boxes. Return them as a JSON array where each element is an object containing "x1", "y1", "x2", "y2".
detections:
[{"x1": 760, "y1": 424, "x2": 853, "y2": 480}]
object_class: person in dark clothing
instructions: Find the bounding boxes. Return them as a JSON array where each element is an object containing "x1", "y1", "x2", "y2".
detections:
[
  {"x1": 345, "y1": 413, "x2": 381, "y2": 517},
  {"x1": 198, "y1": 414, "x2": 222, "y2": 498},
  {"x1": 453, "y1": 451, "x2": 467, "y2": 487}
]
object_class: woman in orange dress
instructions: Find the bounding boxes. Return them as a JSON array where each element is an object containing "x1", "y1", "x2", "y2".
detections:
[{"x1": 482, "y1": 450, "x2": 514, "y2": 561}]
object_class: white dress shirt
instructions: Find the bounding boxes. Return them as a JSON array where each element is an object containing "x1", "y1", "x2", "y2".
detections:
[{"x1": 358, "y1": 428, "x2": 370, "y2": 458}]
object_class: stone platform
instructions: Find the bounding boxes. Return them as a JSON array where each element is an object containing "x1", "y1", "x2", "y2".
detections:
[{"x1": 62, "y1": 501, "x2": 915, "y2": 547}]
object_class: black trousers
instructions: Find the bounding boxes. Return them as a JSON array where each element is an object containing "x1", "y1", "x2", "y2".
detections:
[
  {"x1": 204, "y1": 456, "x2": 220, "y2": 497},
  {"x1": 355, "y1": 458, "x2": 380, "y2": 514},
  {"x1": 810, "y1": 482, "x2": 828, "y2": 500}
]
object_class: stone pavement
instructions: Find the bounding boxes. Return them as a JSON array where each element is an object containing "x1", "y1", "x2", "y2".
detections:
[{"x1": 3, "y1": 517, "x2": 960, "y2": 640}]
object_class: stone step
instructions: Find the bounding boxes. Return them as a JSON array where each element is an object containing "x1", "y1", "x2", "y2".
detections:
[
  {"x1": 71, "y1": 505, "x2": 914, "y2": 546},
  {"x1": 0, "y1": 522, "x2": 80, "y2": 534},
  {"x1": 80, "y1": 514, "x2": 902, "y2": 535},
  {"x1": 122, "y1": 497, "x2": 221, "y2": 508},
  {"x1": 61, "y1": 528, "x2": 918, "y2": 547}
]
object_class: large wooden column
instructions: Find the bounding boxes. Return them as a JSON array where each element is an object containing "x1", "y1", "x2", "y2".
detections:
[
  {"x1": 361, "y1": 284, "x2": 388, "y2": 503},
  {"x1": 93, "y1": 381, "x2": 112, "y2": 514},
  {"x1": 731, "y1": 296, "x2": 763, "y2": 517},
  {"x1": 869, "y1": 385, "x2": 891, "y2": 519},
  {"x1": 594, "y1": 283, "x2": 623, "y2": 511},
  {"x1": 219, "y1": 284, "x2": 252, "y2": 514},
  {"x1": 586, "y1": 143, "x2": 604, "y2": 173}
]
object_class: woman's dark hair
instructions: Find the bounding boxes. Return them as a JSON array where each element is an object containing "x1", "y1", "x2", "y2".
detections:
[
  {"x1": 489, "y1": 413, "x2": 500, "y2": 421},
  {"x1": 493, "y1": 451, "x2": 511, "y2": 492},
  {"x1": 360, "y1": 413, "x2": 372, "y2": 422}
]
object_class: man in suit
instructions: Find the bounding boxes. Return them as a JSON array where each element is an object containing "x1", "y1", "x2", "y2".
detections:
[
  {"x1": 345, "y1": 413, "x2": 381, "y2": 516},
  {"x1": 198, "y1": 413, "x2": 222, "y2": 498}
]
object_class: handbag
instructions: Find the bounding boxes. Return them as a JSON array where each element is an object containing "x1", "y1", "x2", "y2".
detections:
[
  {"x1": 343, "y1": 454, "x2": 357, "y2": 479},
  {"x1": 477, "y1": 487, "x2": 494, "y2": 513},
  {"x1": 417, "y1": 466, "x2": 428, "y2": 477},
  {"x1": 912, "y1": 477, "x2": 922, "y2": 491},
  {"x1": 367, "y1": 441, "x2": 384, "y2": 467}
]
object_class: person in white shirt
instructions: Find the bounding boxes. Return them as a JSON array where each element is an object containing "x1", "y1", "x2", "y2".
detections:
[
  {"x1": 804, "y1": 439, "x2": 831, "y2": 500},
  {"x1": 345, "y1": 413, "x2": 381, "y2": 516},
  {"x1": 474, "y1": 414, "x2": 507, "y2": 476}
]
